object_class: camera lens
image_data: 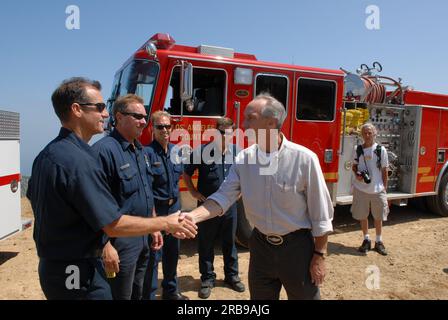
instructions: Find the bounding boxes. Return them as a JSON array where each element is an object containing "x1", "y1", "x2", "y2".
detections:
[{"x1": 362, "y1": 172, "x2": 371, "y2": 184}]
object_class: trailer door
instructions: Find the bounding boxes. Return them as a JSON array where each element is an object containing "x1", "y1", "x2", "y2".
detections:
[{"x1": 0, "y1": 111, "x2": 21, "y2": 240}]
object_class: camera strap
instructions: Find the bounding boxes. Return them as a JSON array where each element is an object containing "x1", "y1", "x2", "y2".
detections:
[
  {"x1": 356, "y1": 145, "x2": 370, "y2": 175},
  {"x1": 375, "y1": 144, "x2": 382, "y2": 169},
  {"x1": 357, "y1": 144, "x2": 382, "y2": 173},
  {"x1": 362, "y1": 154, "x2": 370, "y2": 175}
]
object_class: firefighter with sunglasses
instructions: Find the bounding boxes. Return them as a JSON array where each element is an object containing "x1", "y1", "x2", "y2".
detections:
[{"x1": 142, "y1": 111, "x2": 188, "y2": 300}]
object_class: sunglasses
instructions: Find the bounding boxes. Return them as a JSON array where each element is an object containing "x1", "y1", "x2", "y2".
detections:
[
  {"x1": 218, "y1": 128, "x2": 233, "y2": 135},
  {"x1": 154, "y1": 124, "x2": 172, "y2": 130},
  {"x1": 78, "y1": 102, "x2": 107, "y2": 112},
  {"x1": 120, "y1": 111, "x2": 147, "y2": 120}
]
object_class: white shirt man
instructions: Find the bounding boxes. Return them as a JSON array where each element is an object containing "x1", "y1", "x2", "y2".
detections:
[
  {"x1": 351, "y1": 123, "x2": 389, "y2": 256},
  {"x1": 352, "y1": 142, "x2": 389, "y2": 194},
  {"x1": 184, "y1": 94, "x2": 333, "y2": 300}
]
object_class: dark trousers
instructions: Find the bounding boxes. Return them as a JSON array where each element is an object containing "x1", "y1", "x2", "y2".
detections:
[
  {"x1": 143, "y1": 233, "x2": 180, "y2": 299},
  {"x1": 142, "y1": 199, "x2": 181, "y2": 300},
  {"x1": 248, "y1": 229, "x2": 320, "y2": 300},
  {"x1": 38, "y1": 258, "x2": 112, "y2": 300},
  {"x1": 109, "y1": 243, "x2": 150, "y2": 300},
  {"x1": 198, "y1": 205, "x2": 239, "y2": 284}
]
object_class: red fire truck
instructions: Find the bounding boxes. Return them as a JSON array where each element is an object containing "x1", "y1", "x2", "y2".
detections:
[{"x1": 107, "y1": 33, "x2": 448, "y2": 246}]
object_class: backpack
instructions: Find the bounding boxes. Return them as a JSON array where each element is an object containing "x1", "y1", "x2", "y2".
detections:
[{"x1": 355, "y1": 144, "x2": 382, "y2": 169}]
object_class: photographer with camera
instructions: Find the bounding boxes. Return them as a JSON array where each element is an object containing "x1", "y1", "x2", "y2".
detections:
[{"x1": 351, "y1": 123, "x2": 389, "y2": 256}]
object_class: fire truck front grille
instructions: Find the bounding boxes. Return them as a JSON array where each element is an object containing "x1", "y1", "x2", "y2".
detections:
[{"x1": 0, "y1": 110, "x2": 20, "y2": 140}]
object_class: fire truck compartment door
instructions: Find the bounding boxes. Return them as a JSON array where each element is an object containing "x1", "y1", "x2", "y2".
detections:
[{"x1": 416, "y1": 108, "x2": 440, "y2": 193}]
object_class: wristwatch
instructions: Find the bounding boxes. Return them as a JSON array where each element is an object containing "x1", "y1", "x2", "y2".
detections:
[{"x1": 313, "y1": 250, "x2": 325, "y2": 258}]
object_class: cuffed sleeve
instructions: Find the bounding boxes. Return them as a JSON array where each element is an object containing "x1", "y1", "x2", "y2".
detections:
[
  {"x1": 305, "y1": 154, "x2": 334, "y2": 237},
  {"x1": 310, "y1": 220, "x2": 334, "y2": 237},
  {"x1": 381, "y1": 146, "x2": 389, "y2": 168}
]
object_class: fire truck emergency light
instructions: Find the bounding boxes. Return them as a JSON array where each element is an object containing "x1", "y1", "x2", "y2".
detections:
[
  {"x1": 149, "y1": 33, "x2": 176, "y2": 50},
  {"x1": 198, "y1": 45, "x2": 234, "y2": 58}
]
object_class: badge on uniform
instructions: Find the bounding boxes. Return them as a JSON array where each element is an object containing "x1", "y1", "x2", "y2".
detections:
[
  {"x1": 120, "y1": 163, "x2": 130, "y2": 170},
  {"x1": 144, "y1": 154, "x2": 150, "y2": 168},
  {"x1": 153, "y1": 161, "x2": 162, "y2": 167},
  {"x1": 172, "y1": 153, "x2": 181, "y2": 165}
]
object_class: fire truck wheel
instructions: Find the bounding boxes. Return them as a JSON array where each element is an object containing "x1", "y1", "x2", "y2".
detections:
[
  {"x1": 426, "y1": 173, "x2": 448, "y2": 217},
  {"x1": 235, "y1": 198, "x2": 252, "y2": 248}
]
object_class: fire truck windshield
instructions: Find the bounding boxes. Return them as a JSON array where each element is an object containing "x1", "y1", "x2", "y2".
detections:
[{"x1": 116, "y1": 59, "x2": 159, "y2": 112}]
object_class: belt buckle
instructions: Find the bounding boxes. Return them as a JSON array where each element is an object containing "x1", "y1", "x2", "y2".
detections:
[{"x1": 265, "y1": 234, "x2": 284, "y2": 246}]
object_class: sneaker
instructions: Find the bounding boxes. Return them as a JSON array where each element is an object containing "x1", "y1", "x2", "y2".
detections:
[
  {"x1": 225, "y1": 279, "x2": 246, "y2": 293},
  {"x1": 198, "y1": 282, "x2": 214, "y2": 299},
  {"x1": 358, "y1": 239, "x2": 371, "y2": 253},
  {"x1": 374, "y1": 241, "x2": 388, "y2": 256}
]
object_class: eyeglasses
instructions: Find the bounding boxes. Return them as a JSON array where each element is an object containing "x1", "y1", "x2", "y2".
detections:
[
  {"x1": 154, "y1": 124, "x2": 172, "y2": 130},
  {"x1": 120, "y1": 111, "x2": 147, "y2": 120},
  {"x1": 78, "y1": 102, "x2": 107, "y2": 112}
]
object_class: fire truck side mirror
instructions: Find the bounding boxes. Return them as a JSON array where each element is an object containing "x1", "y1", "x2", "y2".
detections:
[{"x1": 180, "y1": 61, "x2": 193, "y2": 101}]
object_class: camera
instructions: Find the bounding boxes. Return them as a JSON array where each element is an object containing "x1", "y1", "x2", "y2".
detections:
[{"x1": 356, "y1": 170, "x2": 371, "y2": 184}]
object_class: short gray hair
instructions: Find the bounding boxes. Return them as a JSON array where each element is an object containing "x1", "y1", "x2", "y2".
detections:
[
  {"x1": 253, "y1": 93, "x2": 287, "y2": 129},
  {"x1": 361, "y1": 122, "x2": 378, "y2": 135}
]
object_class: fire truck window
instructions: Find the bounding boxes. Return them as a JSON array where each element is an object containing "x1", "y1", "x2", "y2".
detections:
[
  {"x1": 105, "y1": 72, "x2": 122, "y2": 131},
  {"x1": 164, "y1": 66, "x2": 226, "y2": 117},
  {"x1": 296, "y1": 78, "x2": 336, "y2": 121},
  {"x1": 135, "y1": 83, "x2": 154, "y2": 107},
  {"x1": 118, "y1": 60, "x2": 159, "y2": 112},
  {"x1": 255, "y1": 75, "x2": 288, "y2": 109},
  {"x1": 107, "y1": 71, "x2": 122, "y2": 113}
]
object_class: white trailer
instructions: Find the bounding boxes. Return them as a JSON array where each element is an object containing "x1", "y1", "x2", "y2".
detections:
[{"x1": 0, "y1": 110, "x2": 31, "y2": 241}]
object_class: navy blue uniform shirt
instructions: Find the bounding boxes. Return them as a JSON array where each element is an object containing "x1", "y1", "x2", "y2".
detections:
[
  {"x1": 184, "y1": 143, "x2": 238, "y2": 199},
  {"x1": 92, "y1": 129, "x2": 154, "y2": 217},
  {"x1": 27, "y1": 127, "x2": 122, "y2": 261},
  {"x1": 145, "y1": 141, "x2": 183, "y2": 213},
  {"x1": 92, "y1": 129, "x2": 154, "y2": 258}
]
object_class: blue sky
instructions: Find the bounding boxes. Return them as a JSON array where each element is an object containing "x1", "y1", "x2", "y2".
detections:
[{"x1": 0, "y1": 0, "x2": 447, "y2": 175}]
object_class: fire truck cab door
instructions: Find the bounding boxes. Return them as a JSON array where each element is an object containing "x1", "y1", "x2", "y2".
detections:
[
  {"x1": 250, "y1": 71, "x2": 292, "y2": 139},
  {"x1": 291, "y1": 73, "x2": 341, "y2": 178}
]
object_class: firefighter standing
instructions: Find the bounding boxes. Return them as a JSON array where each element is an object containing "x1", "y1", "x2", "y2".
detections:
[
  {"x1": 142, "y1": 111, "x2": 188, "y2": 300},
  {"x1": 92, "y1": 94, "x2": 160, "y2": 299}
]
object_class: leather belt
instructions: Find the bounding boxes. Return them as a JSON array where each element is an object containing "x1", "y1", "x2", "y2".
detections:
[
  {"x1": 266, "y1": 234, "x2": 284, "y2": 245},
  {"x1": 254, "y1": 228, "x2": 310, "y2": 246}
]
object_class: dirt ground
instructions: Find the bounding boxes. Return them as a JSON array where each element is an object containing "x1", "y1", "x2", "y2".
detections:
[{"x1": 1, "y1": 198, "x2": 448, "y2": 300}]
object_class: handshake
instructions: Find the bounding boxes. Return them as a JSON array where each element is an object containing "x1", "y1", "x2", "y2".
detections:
[{"x1": 166, "y1": 211, "x2": 197, "y2": 239}]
